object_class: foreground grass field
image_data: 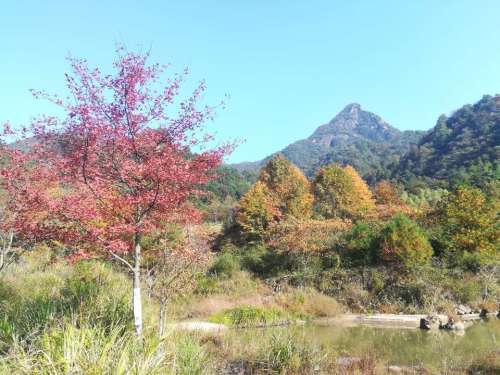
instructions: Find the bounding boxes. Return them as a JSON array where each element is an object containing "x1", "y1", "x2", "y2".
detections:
[{"x1": 0, "y1": 249, "x2": 498, "y2": 374}]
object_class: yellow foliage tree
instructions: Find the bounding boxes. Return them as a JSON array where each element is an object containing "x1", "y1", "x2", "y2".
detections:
[
  {"x1": 258, "y1": 155, "x2": 313, "y2": 219},
  {"x1": 313, "y1": 164, "x2": 375, "y2": 220},
  {"x1": 235, "y1": 181, "x2": 279, "y2": 240},
  {"x1": 434, "y1": 186, "x2": 499, "y2": 261},
  {"x1": 235, "y1": 156, "x2": 314, "y2": 240}
]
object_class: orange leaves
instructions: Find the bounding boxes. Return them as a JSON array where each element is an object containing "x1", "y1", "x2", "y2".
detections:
[
  {"x1": 236, "y1": 182, "x2": 279, "y2": 240},
  {"x1": 268, "y1": 218, "x2": 351, "y2": 254},
  {"x1": 373, "y1": 180, "x2": 401, "y2": 206},
  {"x1": 371, "y1": 181, "x2": 416, "y2": 220}
]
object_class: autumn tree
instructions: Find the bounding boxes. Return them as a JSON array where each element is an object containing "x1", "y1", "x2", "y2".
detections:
[
  {"x1": 258, "y1": 155, "x2": 313, "y2": 218},
  {"x1": 235, "y1": 156, "x2": 312, "y2": 239},
  {"x1": 373, "y1": 180, "x2": 401, "y2": 205},
  {"x1": 1, "y1": 48, "x2": 228, "y2": 336},
  {"x1": 372, "y1": 180, "x2": 417, "y2": 220},
  {"x1": 430, "y1": 186, "x2": 499, "y2": 266},
  {"x1": 236, "y1": 181, "x2": 279, "y2": 241},
  {"x1": 0, "y1": 133, "x2": 64, "y2": 273},
  {"x1": 313, "y1": 164, "x2": 375, "y2": 220},
  {"x1": 266, "y1": 218, "x2": 350, "y2": 281}
]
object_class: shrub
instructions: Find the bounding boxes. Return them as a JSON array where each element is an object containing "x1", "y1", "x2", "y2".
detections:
[
  {"x1": 274, "y1": 289, "x2": 343, "y2": 318},
  {"x1": 367, "y1": 269, "x2": 385, "y2": 294},
  {"x1": 378, "y1": 215, "x2": 433, "y2": 270},
  {"x1": 240, "y1": 244, "x2": 291, "y2": 278},
  {"x1": 267, "y1": 218, "x2": 350, "y2": 255},
  {"x1": 342, "y1": 222, "x2": 379, "y2": 266},
  {"x1": 452, "y1": 279, "x2": 483, "y2": 305},
  {"x1": 255, "y1": 332, "x2": 330, "y2": 374},
  {"x1": 209, "y1": 306, "x2": 292, "y2": 327},
  {"x1": 209, "y1": 252, "x2": 240, "y2": 278}
]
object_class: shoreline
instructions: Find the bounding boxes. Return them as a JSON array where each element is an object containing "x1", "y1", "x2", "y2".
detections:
[{"x1": 170, "y1": 312, "x2": 498, "y2": 332}]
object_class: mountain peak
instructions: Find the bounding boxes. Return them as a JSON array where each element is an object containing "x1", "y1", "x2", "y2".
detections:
[
  {"x1": 341, "y1": 103, "x2": 362, "y2": 114},
  {"x1": 233, "y1": 103, "x2": 426, "y2": 179},
  {"x1": 309, "y1": 103, "x2": 399, "y2": 147}
]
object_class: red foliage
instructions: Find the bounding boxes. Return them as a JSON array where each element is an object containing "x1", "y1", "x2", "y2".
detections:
[{"x1": 0, "y1": 47, "x2": 231, "y2": 259}]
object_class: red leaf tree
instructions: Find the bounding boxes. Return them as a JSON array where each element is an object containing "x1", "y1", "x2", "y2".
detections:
[
  {"x1": 0, "y1": 129, "x2": 63, "y2": 271},
  {"x1": 0, "y1": 48, "x2": 230, "y2": 335}
]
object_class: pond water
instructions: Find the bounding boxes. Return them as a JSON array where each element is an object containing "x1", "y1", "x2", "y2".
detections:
[
  {"x1": 309, "y1": 318, "x2": 499, "y2": 370},
  {"x1": 238, "y1": 318, "x2": 500, "y2": 371}
]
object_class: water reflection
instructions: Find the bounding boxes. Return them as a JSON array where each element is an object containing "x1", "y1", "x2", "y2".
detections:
[{"x1": 241, "y1": 319, "x2": 500, "y2": 370}]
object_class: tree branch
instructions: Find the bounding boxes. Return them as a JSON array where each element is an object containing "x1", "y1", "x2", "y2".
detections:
[{"x1": 110, "y1": 251, "x2": 135, "y2": 272}]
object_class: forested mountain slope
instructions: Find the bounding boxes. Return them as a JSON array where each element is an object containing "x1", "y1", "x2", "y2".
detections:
[{"x1": 395, "y1": 95, "x2": 500, "y2": 188}]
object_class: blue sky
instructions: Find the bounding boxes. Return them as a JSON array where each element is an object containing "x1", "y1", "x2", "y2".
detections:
[{"x1": 1, "y1": 1, "x2": 500, "y2": 163}]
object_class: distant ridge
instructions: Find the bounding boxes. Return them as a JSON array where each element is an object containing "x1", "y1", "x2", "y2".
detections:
[
  {"x1": 233, "y1": 103, "x2": 425, "y2": 182},
  {"x1": 395, "y1": 95, "x2": 500, "y2": 188}
]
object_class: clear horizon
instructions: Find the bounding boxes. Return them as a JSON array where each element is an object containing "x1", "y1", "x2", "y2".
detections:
[{"x1": 2, "y1": 1, "x2": 500, "y2": 163}]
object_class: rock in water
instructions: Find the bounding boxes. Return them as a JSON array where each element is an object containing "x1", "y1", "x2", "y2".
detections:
[
  {"x1": 456, "y1": 304, "x2": 472, "y2": 315},
  {"x1": 440, "y1": 317, "x2": 466, "y2": 332},
  {"x1": 420, "y1": 315, "x2": 441, "y2": 330}
]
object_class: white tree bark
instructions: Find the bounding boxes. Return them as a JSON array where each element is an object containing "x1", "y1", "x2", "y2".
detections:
[
  {"x1": 133, "y1": 234, "x2": 143, "y2": 337},
  {"x1": 158, "y1": 298, "x2": 167, "y2": 338},
  {"x1": 0, "y1": 231, "x2": 14, "y2": 273}
]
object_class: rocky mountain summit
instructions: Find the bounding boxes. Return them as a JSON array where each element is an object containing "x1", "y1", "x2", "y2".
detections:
[{"x1": 234, "y1": 103, "x2": 425, "y2": 181}]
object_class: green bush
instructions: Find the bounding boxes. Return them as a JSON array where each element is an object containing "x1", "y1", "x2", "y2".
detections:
[
  {"x1": 378, "y1": 215, "x2": 433, "y2": 270},
  {"x1": 243, "y1": 332, "x2": 327, "y2": 374},
  {"x1": 240, "y1": 244, "x2": 291, "y2": 277},
  {"x1": 61, "y1": 261, "x2": 132, "y2": 328},
  {"x1": 342, "y1": 222, "x2": 379, "y2": 266},
  {"x1": 194, "y1": 274, "x2": 220, "y2": 295},
  {"x1": 209, "y1": 306, "x2": 292, "y2": 327},
  {"x1": 209, "y1": 252, "x2": 240, "y2": 278},
  {"x1": 367, "y1": 269, "x2": 385, "y2": 293},
  {"x1": 452, "y1": 279, "x2": 483, "y2": 304}
]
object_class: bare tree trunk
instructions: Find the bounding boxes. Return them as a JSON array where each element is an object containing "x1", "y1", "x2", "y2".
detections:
[
  {"x1": 0, "y1": 231, "x2": 14, "y2": 274},
  {"x1": 133, "y1": 232, "x2": 143, "y2": 337},
  {"x1": 158, "y1": 297, "x2": 167, "y2": 338}
]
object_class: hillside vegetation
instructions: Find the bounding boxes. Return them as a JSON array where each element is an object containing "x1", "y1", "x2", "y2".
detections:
[
  {"x1": 0, "y1": 48, "x2": 498, "y2": 374},
  {"x1": 233, "y1": 95, "x2": 500, "y2": 193},
  {"x1": 396, "y1": 95, "x2": 500, "y2": 189}
]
